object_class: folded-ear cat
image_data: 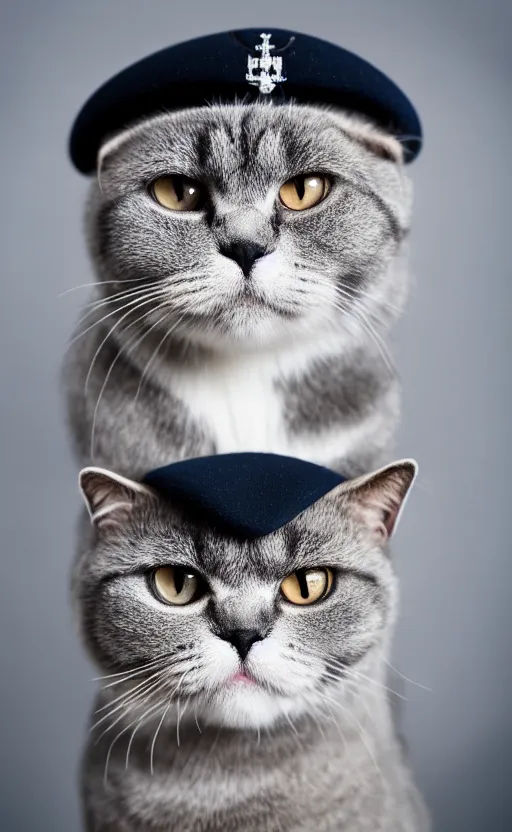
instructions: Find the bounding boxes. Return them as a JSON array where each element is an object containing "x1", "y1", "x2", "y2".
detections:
[
  {"x1": 63, "y1": 29, "x2": 419, "y2": 481},
  {"x1": 74, "y1": 453, "x2": 429, "y2": 831}
]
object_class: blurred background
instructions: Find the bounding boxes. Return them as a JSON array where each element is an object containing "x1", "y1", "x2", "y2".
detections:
[{"x1": 1, "y1": 0, "x2": 510, "y2": 829}]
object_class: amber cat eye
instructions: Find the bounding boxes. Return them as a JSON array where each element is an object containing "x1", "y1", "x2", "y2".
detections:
[
  {"x1": 280, "y1": 568, "x2": 334, "y2": 605},
  {"x1": 151, "y1": 175, "x2": 205, "y2": 211},
  {"x1": 279, "y1": 174, "x2": 331, "y2": 211},
  {"x1": 152, "y1": 566, "x2": 204, "y2": 606}
]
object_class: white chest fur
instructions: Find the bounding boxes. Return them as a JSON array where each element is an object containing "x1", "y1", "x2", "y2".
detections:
[
  {"x1": 169, "y1": 340, "x2": 378, "y2": 467},
  {"x1": 172, "y1": 354, "x2": 287, "y2": 454}
]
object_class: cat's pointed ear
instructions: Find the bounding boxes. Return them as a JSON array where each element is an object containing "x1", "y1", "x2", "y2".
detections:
[
  {"x1": 79, "y1": 467, "x2": 154, "y2": 531},
  {"x1": 329, "y1": 459, "x2": 418, "y2": 543}
]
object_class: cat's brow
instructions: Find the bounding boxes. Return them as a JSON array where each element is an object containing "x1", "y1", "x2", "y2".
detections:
[{"x1": 102, "y1": 533, "x2": 201, "y2": 575}]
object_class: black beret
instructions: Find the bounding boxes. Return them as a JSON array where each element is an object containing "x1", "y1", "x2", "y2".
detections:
[
  {"x1": 70, "y1": 27, "x2": 422, "y2": 174},
  {"x1": 142, "y1": 452, "x2": 346, "y2": 539}
]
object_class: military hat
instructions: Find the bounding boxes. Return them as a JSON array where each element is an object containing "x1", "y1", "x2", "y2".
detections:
[
  {"x1": 142, "y1": 452, "x2": 346, "y2": 539},
  {"x1": 69, "y1": 27, "x2": 422, "y2": 174}
]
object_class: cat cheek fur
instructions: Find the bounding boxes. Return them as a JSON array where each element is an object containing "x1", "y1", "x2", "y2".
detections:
[
  {"x1": 75, "y1": 460, "x2": 412, "y2": 728},
  {"x1": 78, "y1": 541, "x2": 393, "y2": 732},
  {"x1": 89, "y1": 103, "x2": 411, "y2": 350}
]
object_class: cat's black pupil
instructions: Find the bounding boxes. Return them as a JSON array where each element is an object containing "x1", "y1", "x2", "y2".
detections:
[
  {"x1": 174, "y1": 176, "x2": 184, "y2": 202},
  {"x1": 294, "y1": 176, "x2": 306, "y2": 200},
  {"x1": 296, "y1": 569, "x2": 310, "y2": 599},
  {"x1": 174, "y1": 567, "x2": 185, "y2": 594}
]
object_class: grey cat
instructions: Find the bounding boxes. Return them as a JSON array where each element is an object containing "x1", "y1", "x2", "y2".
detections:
[
  {"x1": 75, "y1": 458, "x2": 429, "y2": 831},
  {"x1": 64, "y1": 102, "x2": 412, "y2": 480}
]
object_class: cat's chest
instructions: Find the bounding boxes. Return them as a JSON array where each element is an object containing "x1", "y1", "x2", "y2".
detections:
[{"x1": 171, "y1": 360, "x2": 287, "y2": 454}]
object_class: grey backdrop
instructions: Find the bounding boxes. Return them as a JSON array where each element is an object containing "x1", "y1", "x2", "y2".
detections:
[{"x1": 1, "y1": 1, "x2": 510, "y2": 830}]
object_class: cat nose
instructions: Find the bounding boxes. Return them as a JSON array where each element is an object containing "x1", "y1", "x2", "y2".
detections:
[
  {"x1": 223, "y1": 628, "x2": 264, "y2": 660},
  {"x1": 219, "y1": 242, "x2": 267, "y2": 278}
]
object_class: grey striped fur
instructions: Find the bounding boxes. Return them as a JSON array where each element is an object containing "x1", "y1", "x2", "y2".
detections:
[
  {"x1": 63, "y1": 102, "x2": 412, "y2": 480},
  {"x1": 75, "y1": 460, "x2": 429, "y2": 831}
]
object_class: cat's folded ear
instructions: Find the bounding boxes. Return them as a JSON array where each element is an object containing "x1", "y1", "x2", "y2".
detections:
[
  {"x1": 329, "y1": 459, "x2": 418, "y2": 543},
  {"x1": 79, "y1": 467, "x2": 154, "y2": 531},
  {"x1": 357, "y1": 130, "x2": 404, "y2": 164},
  {"x1": 339, "y1": 115, "x2": 404, "y2": 164}
]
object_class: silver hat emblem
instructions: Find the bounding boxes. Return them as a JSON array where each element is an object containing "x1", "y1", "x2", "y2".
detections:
[{"x1": 246, "y1": 33, "x2": 286, "y2": 95}]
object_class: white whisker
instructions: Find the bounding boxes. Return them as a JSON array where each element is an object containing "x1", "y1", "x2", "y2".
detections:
[
  {"x1": 332, "y1": 300, "x2": 395, "y2": 374},
  {"x1": 91, "y1": 673, "x2": 168, "y2": 734},
  {"x1": 93, "y1": 653, "x2": 171, "y2": 683},
  {"x1": 95, "y1": 666, "x2": 169, "y2": 715},
  {"x1": 89, "y1": 300, "x2": 172, "y2": 459},
  {"x1": 79, "y1": 282, "x2": 166, "y2": 321},
  {"x1": 283, "y1": 711, "x2": 304, "y2": 753},
  {"x1": 133, "y1": 311, "x2": 186, "y2": 404},
  {"x1": 150, "y1": 700, "x2": 172, "y2": 775},
  {"x1": 65, "y1": 290, "x2": 167, "y2": 355},
  {"x1": 125, "y1": 699, "x2": 167, "y2": 771},
  {"x1": 315, "y1": 688, "x2": 386, "y2": 788},
  {"x1": 102, "y1": 697, "x2": 167, "y2": 785},
  {"x1": 325, "y1": 666, "x2": 407, "y2": 702},
  {"x1": 384, "y1": 659, "x2": 432, "y2": 693},
  {"x1": 85, "y1": 298, "x2": 168, "y2": 393},
  {"x1": 194, "y1": 701, "x2": 202, "y2": 735},
  {"x1": 93, "y1": 676, "x2": 170, "y2": 749},
  {"x1": 98, "y1": 660, "x2": 174, "y2": 689},
  {"x1": 58, "y1": 277, "x2": 164, "y2": 297}
]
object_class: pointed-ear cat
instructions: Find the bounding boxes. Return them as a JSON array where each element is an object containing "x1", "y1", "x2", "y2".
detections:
[
  {"x1": 74, "y1": 457, "x2": 429, "y2": 831},
  {"x1": 79, "y1": 466, "x2": 154, "y2": 530}
]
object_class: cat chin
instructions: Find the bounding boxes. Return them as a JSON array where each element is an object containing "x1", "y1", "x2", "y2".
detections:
[
  {"x1": 199, "y1": 685, "x2": 302, "y2": 730},
  {"x1": 178, "y1": 307, "x2": 333, "y2": 354}
]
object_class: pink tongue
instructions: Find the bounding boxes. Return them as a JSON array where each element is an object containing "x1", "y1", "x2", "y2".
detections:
[{"x1": 231, "y1": 672, "x2": 255, "y2": 684}]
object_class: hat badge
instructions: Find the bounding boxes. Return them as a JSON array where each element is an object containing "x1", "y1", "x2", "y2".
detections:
[{"x1": 246, "y1": 33, "x2": 286, "y2": 94}]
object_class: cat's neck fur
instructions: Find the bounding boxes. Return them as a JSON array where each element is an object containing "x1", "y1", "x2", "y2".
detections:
[
  {"x1": 84, "y1": 651, "x2": 422, "y2": 832},
  {"x1": 67, "y1": 267, "x2": 401, "y2": 479}
]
